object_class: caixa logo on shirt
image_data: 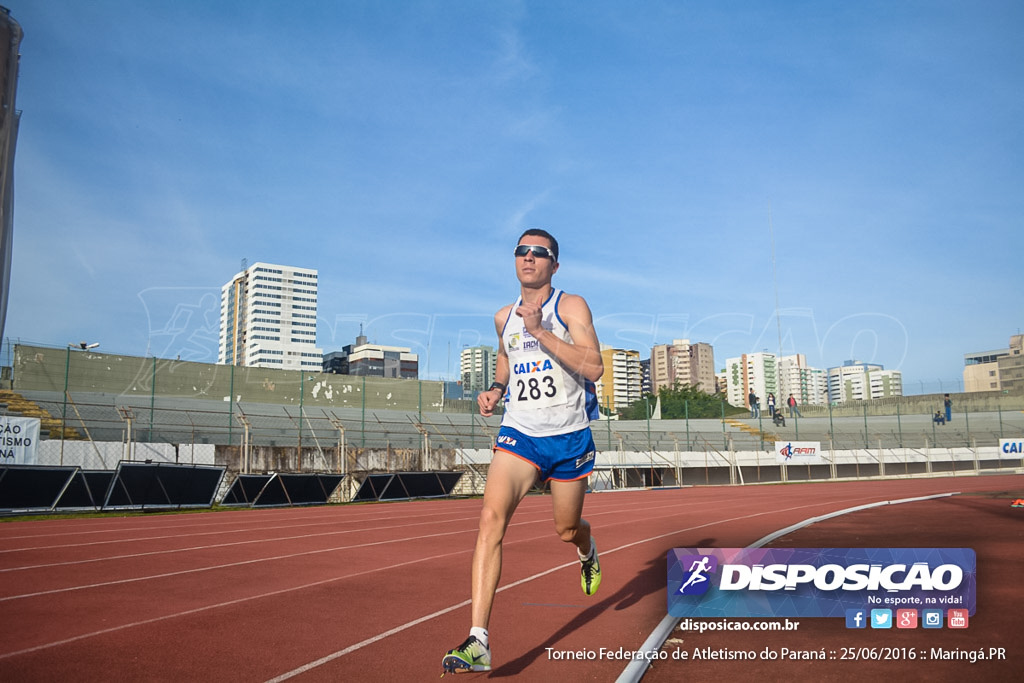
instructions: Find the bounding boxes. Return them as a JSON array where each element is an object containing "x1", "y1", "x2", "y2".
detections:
[{"x1": 512, "y1": 359, "x2": 553, "y2": 374}]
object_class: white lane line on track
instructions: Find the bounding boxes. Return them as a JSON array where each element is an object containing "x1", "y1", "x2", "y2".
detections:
[
  {"x1": 0, "y1": 548, "x2": 475, "y2": 662},
  {"x1": 0, "y1": 487, "x2": 794, "y2": 546},
  {"x1": 0, "y1": 526, "x2": 477, "y2": 602},
  {"x1": 614, "y1": 491, "x2": 960, "y2": 683},
  {"x1": 0, "y1": 498, "x2": 694, "y2": 575},
  {"x1": 0, "y1": 500, "x2": 482, "y2": 542},
  {"x1": 0, "y1": 514, "x2": 483, "y2": 572},
  {"x1": 0, "y1": 509, "x2": 485, "y2": 552},
  {"x1": 0, "y1": 493, "x2": 861, "y2": 662},
  {"x1": 262, "y1": 495, "x2": 884, "y2": 682},
  {"x1": 0, "y1": 498, "x2": 684, "y2": 597}
]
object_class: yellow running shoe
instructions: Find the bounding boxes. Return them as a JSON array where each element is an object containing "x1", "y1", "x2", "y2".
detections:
[
  {"x1": 581, "y1": 541, "x2": 602, "y2": 596},
  {"x1": 442, "y1": 635, "x2": 491, "y2": 674}
]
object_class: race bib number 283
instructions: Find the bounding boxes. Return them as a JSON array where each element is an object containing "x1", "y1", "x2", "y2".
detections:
[{"x1": 509, "y1": 355, "x2": 567, "y2": 409}]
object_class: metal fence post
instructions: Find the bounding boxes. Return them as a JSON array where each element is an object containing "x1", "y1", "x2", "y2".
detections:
[
  {"x1": 964, "y1": 406, "x2": 971, "y2": 447},
  {"x1": 227, "y1": 364, "x2": 235, "y2": 446},
  {"x1": 61, "y1": 347, "x2": 70, "y2": 466},
  {"x1": 721, "y1": 400, "x2": 727, "y2": 451},
  {"x1": 298, "y1": 371, "x2": 305, "y2": 472},
  {"x1": 897, "y1": 402, "x2": 903, "y2": 448},
  {"x1": 149, "y1": 356, "x2": 156, "y2": 442},
  {"x1": 684, "y1": 399, "x2": 690, "y2": 450},
  {"x1": 863, "y1": 404, "x2": 869, "y2": 449}
]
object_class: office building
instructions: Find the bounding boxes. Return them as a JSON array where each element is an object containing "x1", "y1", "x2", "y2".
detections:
[
  {"x1": 597, "y1": 345, "x2": 642, "y2": 413},
  {"x1": 964, "y1": 334, "x2": 1024, "y2": 393},
  {"x1": 323, "y1": 334, "x2": 418, "y2": 379},
  {"x1": 778, "y1": 354, "x2": 828, "y2": 406},
  {"x1": 0, "y1": 9, "x2": 21, "y2": 345},
  {"x1": 460, "y1": 345, "x2": 497, "y2": 395},
  {"x1": 218, "y1": 262, "x2": 322, "y2": 371},
  {"x1": 725, "y1": 352, "x2": 779, "y2": 409},
  {"x1": 650, "y1": 339, "x2": 716, "y2": 395},
  {"x1": 827, "y1": 360, "x2": 903, "y2": 402}
]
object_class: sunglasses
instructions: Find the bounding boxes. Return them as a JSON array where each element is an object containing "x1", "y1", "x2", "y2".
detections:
[{"x1": 514, "y1": 244, "x2": 556, "y2": 260}]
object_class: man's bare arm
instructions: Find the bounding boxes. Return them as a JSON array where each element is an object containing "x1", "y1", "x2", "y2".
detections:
[
  {"x1": 519, "y1": 293, "x2": 603, "y2": 382},
  {"x1": 478, "y1": 306, "x2": 512, "y2": 417}
]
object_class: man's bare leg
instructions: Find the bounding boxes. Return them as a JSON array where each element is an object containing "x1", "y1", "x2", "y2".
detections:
[
  {"x1": 470, "y1": 451, "x2": 539, "y2": 629},
  {"x1": 551, "y1": 477, "x2": 601, "y2": 595},
  {"x1": 549, "y1": 477, "x2": 591, "y2": 555}
]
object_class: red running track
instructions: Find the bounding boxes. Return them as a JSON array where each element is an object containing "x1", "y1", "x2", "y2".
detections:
[{"x1": 0, "y1": 474, "x2": 1020, "y2": 682}]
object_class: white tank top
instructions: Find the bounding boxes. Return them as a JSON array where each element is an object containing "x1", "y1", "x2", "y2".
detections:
[{"x1": 500, "y1": 289, "x2": 592, "y2": 437}]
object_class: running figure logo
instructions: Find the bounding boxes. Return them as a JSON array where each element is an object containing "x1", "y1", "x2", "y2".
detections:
[{"x1": 677, "y1": 554, "x2": 718, "y2": 595}]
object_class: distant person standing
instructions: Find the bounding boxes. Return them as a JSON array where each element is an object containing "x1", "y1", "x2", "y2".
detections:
[
  {"x1": 766, "y1": 393, "x2": 776, "y2": 418},
  {"x1": 787, "y1": 393, "x2": 803, "y2": 418},
  {"x1": 944, "y1": 394, "x2": 952, "y2": 423},
  {"x1": 748, "y1": 390, "x2": 760, "y2": 419}
]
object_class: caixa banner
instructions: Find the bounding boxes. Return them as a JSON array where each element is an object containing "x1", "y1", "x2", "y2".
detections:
[{"x1": 667, "y1": 548, "x2": 975, "y2": 618}]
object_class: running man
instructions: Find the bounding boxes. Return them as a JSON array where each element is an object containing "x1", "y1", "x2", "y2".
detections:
[{"x1": 442, "y1": 229, "x2": 605, "y2": 674}]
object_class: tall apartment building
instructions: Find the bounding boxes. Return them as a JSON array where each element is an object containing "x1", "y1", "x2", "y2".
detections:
[
  {"x1": 460, "y1": 345, "x2": 497, "y2": 395},
  {"x1": 724, "y1": 352, "x2": 779, "y2": 409},
  {"x1": 650, "y1": 339, "x2": 715, "y2": 395},
  {"x1": 827, "y1": 360, "x2": 903, "y2": 402},
  {"x1": 323, "y1": 334, "x2": 418, "y2": 379},
  {"x1": 963, "y1": 334, "x2": 1024, "y2": 393},
  {"x1": 218, "y1": 262, "x2": 322, "y2": 371},
  {"x1": 778, "y1": 354, "x2": 828, "y2": 406},
  {"x1": 0, "y1": 8, "x2": 22, "y2": 345},
  {"x1": 597, "y1": 345, "x2": 642, "y2": 413}
]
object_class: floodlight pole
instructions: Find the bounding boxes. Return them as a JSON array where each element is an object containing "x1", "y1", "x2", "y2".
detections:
[
  {"x1": 236, "y1": 413, "x2": 251, "y2": 474},
  {"x1": 297, "y1": 372, "x2": 305, "y2": 472},
  {"x1": 329, "y1": 417, "x2": 346, "y2": 475},
  {"x1": 117, "y1": 406, "x2": 135, "y2": 462},
  {"x1": 61, "y1": 342, "x2": 99, "y2": 465}
]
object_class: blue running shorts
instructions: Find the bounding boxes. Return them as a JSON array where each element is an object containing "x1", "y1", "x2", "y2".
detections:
[{"x1": 493, "y1": 425, "x2": 596, "y2": 482}]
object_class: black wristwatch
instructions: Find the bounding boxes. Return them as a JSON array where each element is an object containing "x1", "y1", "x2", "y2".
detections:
[{"x1": 488, "y1": 382, "x2": 507, "y2": 394}]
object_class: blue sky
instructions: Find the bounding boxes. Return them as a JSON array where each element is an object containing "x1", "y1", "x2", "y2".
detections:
[{"x1": 3, "y1": 0, "x2": 1022, "y2": 392}]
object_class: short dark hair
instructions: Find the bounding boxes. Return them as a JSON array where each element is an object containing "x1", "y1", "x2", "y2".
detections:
[{"x1": 518, "y1": 228, "x2": 559, "y2": 262}]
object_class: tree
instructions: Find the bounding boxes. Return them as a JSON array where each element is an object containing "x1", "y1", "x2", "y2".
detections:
[{"x1": 621, "y1": 382, "x2": 744, "y2": 420}]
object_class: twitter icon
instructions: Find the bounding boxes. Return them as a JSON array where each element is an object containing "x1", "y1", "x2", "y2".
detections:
[{"x1": 870, "y1": 609, "x2": 892, "y2": 629}]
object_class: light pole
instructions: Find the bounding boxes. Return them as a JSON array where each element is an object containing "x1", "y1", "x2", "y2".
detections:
[{"x1": 61, "y1": 342, "x2": 99, "y2": 465}]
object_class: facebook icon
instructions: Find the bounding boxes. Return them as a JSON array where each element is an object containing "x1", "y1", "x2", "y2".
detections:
[{"x1": 845, "y1": 609, "x2": 867, "y2": 629}]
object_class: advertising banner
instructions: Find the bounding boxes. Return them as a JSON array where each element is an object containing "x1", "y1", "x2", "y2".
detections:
[
  {"x1": 774, "y1": 441, "x2": 824, "y2": 464},
  {"x1": 0, "y1": 416, "x2": 41, "y2": 465},
  {"x1": 668, "y1": 547, "x2": 976, "y2": 619},
  {"x1": 998, "y1": 438, "x2": 1024, "y2": 458}
]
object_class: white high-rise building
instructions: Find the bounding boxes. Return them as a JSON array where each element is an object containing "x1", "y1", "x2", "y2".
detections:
[
  {"x1": 827, "y1": 360, "x2": 903, "y2": 402},
  {"x1": 460, "y1": 345, "x2": 497, "y2": 396},
  {"x1": 725, "y1": 352, "x2": 778, "y2": 409},
  {"x1": 218, "y1": 262, "x2": 323, "y2": 371},
  {"x1": 778, "y1": 354, "x2": 828, "y2": 406},
  {"x1": 598, "y1": 344, "x2": 642, "y2": 413}
]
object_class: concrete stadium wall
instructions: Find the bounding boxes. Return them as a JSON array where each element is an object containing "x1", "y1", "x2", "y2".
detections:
[
  {"x1": 12, "y1": 344, "x2": 445, "y2": 412},
  {"x1": 212, "y1": 444, "x2": 457, "y2": 475},
  {"x1": 799, "y1": 390, "x2": 1024, "y2": 417},
  {"x1": 33, "y1": 441, "x2": 215, "y2": 469}
]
